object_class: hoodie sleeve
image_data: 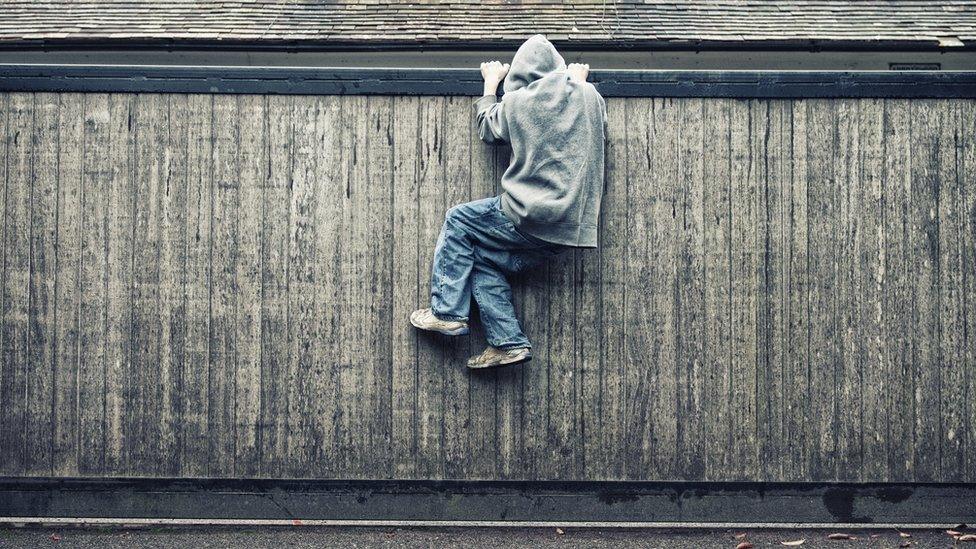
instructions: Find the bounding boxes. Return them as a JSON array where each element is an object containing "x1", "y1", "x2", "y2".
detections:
[{"x1": 475, "y1": 95, "x2": 509, "y2": 144}]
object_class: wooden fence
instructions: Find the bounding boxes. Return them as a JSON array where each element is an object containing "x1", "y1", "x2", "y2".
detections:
[{"x1": 0, "y1": 92, "x2": 973, "y2": 482}]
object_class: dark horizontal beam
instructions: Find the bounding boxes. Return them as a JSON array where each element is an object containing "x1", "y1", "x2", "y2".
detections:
[
  {"x1": 1, "y1": 478, "x2": 975, "y2": 524},
  {"x1": 1, "y1": 65, "x2": 975, "y2": 98}
]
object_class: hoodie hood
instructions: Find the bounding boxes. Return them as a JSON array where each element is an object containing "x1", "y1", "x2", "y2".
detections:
[{"x1": 503, "y1": 34, "x2": 566, "y2": 94}]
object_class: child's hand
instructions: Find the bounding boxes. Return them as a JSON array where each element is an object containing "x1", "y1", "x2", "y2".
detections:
[
  {"x1": 567, "y1": 63, "x2": 590, "y2": 82},
  {"x1": 480, "y1": 61, "x2": 510, "y2": 84}
]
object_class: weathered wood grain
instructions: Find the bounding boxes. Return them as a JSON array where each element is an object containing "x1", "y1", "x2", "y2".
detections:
[
  {"x1": 391, "y1": 96, "x2": 420, "y2": 478},
  {"x1": 1, "y1": 93, "x2": 32, "y2": 475},
  {"x1": 939, "y1": 100, "x2": 966, "y2": 481},
  {"x1": 834, "y1": 99, "x2": 863, "y2": 480},
  {"x1": 857, "y1": 99, "x2": 888, "y2": 481},
  {"x1": 675, "y1": 97, "x2": 706, "y2": 479},
  {"x1": 728, "y1": 99, "x2": 760, "y2": 480},
  {"x1": 51, "y1": 94, "x2": 84, "y2": 476},
  {"x1": 26, "y1": 93, "x2": 59, "y2": 475},
  {"x1": 1, "y1": 92, "x2": 973, "y2": 483},
  {"x1": 286, "y1": 95, "x2": 319, "y2": 475},
  {"x1": 781, "y1": 99, "x2": 809, "y2": 482},
  {"x1": 102, "y1": 93, "x2": 135, "y2": 475},
  {"x1": 77, "y1": 93, "x2": 110, "y2": 474},
  {"x1": 442, "y1": 96, "x2": 473, "y2": 479},
  {"x1": 584, "y1": 97, "x2": 626, "y2": 480},
  {"x1": 757, "y1": 99, "x2": 789, "y2": 481},
  {"x1": 962, "y1": 100, "x2": 976, "y2": 483},
  {"x1": 883, "y1": 99, "x2": 916, "y2": 481},
  {"x1": 260, "y1": 95, "x2": 292, "y2": 477},
  {"x1": 909, "y1": 100, "x2": 942, "y2": 482},
  {"x1": 805, "y1": 99, "x2": 839, "y2": 480},
  {"x1": 234, "y1": 94, "x2": 267, "y2": 477},
  {"x1": 178, "y1": 94, "x2": 213, "y2": 477},
  {"x1": 414, "y1": 96, "x2": 447, "y2": 478},
  {"x1": 701, "y1": 98, "x2": 733, "y2": 480}
]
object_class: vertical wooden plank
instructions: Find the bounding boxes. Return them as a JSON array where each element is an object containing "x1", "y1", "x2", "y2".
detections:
[
  {"x1": 309, "y1": 95, "x2": 344, "y2": 478},
  {"x1": 675, "y1": 97, "x2": 706, "y2": 479},
  {"x1": 343, "y1": 95, "x2": 394, "y2": 476},
  {"x1": 805, "y1": 99, "x2": 839, "y2": 480},
  {"x1": 391, "y1": 96, "x2": 420, "y2": 478},
  {"x1": 466, "y1": 96, "x2": 499, "y2": 480},
  {"x1": 367, "y1": 96, "x2": 395, "y2": 477},
  {"x1": 51, "y1": 94, "x2": 85, "y2": 476},
  {"x1": 758, "y1": 99, "x2": 790, "y2": 481},
  {"x1": 545, "y1": 235, "x2": 578, "y2": 478},
  {"x1": 337, "y1": 95, "x2": 365, "y2": 476},
  {"x1": 233, "y1": 95, "x2": 265, "y2": 478},
  {"x1": 260, "y1": 95, "x2": 292, "y2": 477},
  {"x1": 625, "y1": 97, "x2": 679, "y2": 479},
  {"x1": 938, "y1": 100, "x2": 966, "y2": 481},
  {"x1": 782, "y1": 99, "x2": 810, "y2": 482},
  {"x1": 702, "y1": 98, "x2": 733, "y2": 480},
  {"x1": 728, "y1": 99, "x2": 760, "y2": 480},
  {"x1": 442, "y1": 96, "x2": 473, "y2": 479},
  {"x1": 962, "y1": 100, "x2": 976, "y2": 482},
  {"x1": 0, "y1": 93, "x2": 5, "y2": 471},
  {"x1": 286, "y1": 97, "x2": 319, "y2": 475},
  {"x1": 0, "y1": 92, "x2": 32, "y2": 475},
  {"x1": 25, "y1": 92, "x2": 59, "y2": 475},
  {"x1": 582, "y1": 98, "x2": 625, "y2": 480},
  {"x1": 835, "y1": 99, "x2": 863, "y2": 480},
  {"x1": 128, "y1": 93, "x2": 167, "y2": 474},
  {"x1": 883, "y1": 99, "x2": 915, "y2": 481},
  {"x1": 157, "y1": 93, "x2": 189, "y2": 477},
  {"x1": 208, "y1": 94, "x2": 240, "y2": 476},
  {"x1": 179, "y1": 94, "x2": 213, "y2": 477},
  {"x1": 414, "y1": 96, "x2": 446, "y2": 479},
  {"x1": 621, "y1": 97, "x2": 651, "y2": 479},
  {"x1": 77, "y1": 93, "x2": 110, "y2": 474},
  {"x1": 102, "y1": 93, "x2": 135, "y2": 475},
  {"x1": 910, "y1": 100, "x2": 942, "y2": 482},
  {"x1": 856, "y1": 98, "x2": 888, "y2": 481}
]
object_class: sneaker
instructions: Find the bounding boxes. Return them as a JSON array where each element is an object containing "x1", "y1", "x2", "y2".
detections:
[
  {"x1": 467, "y1": 346, "x2": 532, "y2": 369},
  {"x1": 410, "y1": 308, "x2": 469, "y2": 336}
]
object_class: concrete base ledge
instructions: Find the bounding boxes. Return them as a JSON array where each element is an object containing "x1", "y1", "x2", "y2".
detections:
[{"x1": 0, "y1": 479, "x2": 973, "y2": 525}]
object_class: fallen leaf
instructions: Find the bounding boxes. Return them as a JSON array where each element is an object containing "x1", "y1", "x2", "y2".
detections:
[
  {"x1": 958, "y1": 534, "x2": 976, "y2": 542},
  {"x1": 736, "y1": 542, "x2": 754, "y2": 549},
  {"x1": 827, "y1": 533, "x2": 854, "y2": 540},
  {"x1": 49, "y1": 534, "x2": 61, "y2": 542},
  {"x1": 899, "y1": 531, "x2": 911, "y2": 538},
  {"x1": 870, "y1": 534, "x2": 881, "y2": 539},
  {"x1": 555, "y1": 528, "x2": 564, "y2": 535},
  {"x1": 781, "y1": 540, "x2": 805, "y2": 546},
  {"x1": 735, "y1": 533, "x2": 748, "y2": 540}
]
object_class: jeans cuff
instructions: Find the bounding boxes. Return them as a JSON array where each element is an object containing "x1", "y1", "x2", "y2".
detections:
[
  {"x1": 432, "y1": 309, "x2": 468, "y2": 322},
  {"x1": 494, "y1": 341, "x2": 532, "y2": 350}
]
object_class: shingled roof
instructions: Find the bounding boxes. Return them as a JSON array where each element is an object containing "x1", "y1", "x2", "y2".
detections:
[{"x1": 0, "y1": 1, "x2": 973, "y2": 49}]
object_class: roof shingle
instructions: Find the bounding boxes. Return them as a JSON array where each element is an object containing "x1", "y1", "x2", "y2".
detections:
[{"x1": 0, "y1": 1, "x2": 973, "y2": 48}]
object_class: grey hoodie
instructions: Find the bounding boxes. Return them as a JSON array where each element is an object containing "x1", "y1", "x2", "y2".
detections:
[{"x1": 475, "y1": 34, "x2": 607, "y2": 248}]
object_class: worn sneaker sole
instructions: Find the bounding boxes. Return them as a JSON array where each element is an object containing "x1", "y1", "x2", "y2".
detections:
[
  {"x1": 467, "y1": 354, "x2": 532, "y2": 370},
  {"x1": 409, "y1": 316, "x2": 470, "y2": 336}
]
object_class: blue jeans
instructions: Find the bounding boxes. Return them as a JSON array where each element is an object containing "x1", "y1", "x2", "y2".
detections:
[{"x1": 430, "y1": 196, "x2": 567, "y2": 349}]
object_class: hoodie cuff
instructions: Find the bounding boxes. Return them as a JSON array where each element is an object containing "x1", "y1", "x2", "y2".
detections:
[{"x1": 475, "y1": 94, "x2": 499, "y2": 112}]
